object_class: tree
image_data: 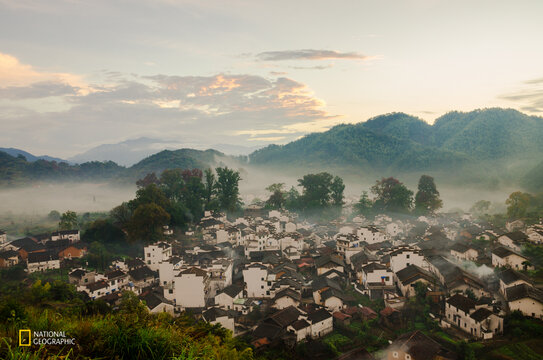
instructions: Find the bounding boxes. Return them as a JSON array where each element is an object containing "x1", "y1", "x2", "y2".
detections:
[
  {"x1": 129, "y1": 183, "x2": 170, "y2": 211},
  {"x1": 110, "y1": 202, "x2": 132, "y2": 227},
  {"x1": 47, "y1": 210, "x2": 61, "y2": 221},
  {"x1": 204, "y1": 168, "x2": 218, "y2": 211},
  {"x1": 183, "y1": 174, "x2": 205, "y2": 222},
  {"x1": 59, "y1": 210, "x2": 78, "y2": 230},
  {"x1": 127, "y1": 203, "x2": 170, "y2": 242},
  {"x1": 371, "y1": 177, "x2": 413, "y2": 213},
  {"x1": 215, "y1": 167, "x2": 242, "y2": 213},
  {"x1": 285, "y1": 186, "x2": 301, "y2": 210},
  {"x1": 159, "y1": 169, "x2": 185, "y2": 201},
  {"x1": 298, "y1": 172, "x2": 334, "y2": 209},
  {"x1": 354, "y1": 191, "x2": 373, "y2": 216},
  {"x1": 265, "y1": 183, "x2": 286, "y2": 209},
  {"x1": 414, "y1": 175, "x2": 442, "y2": 214},
  {"x1": 330, "y1": 176, "x2": 345, "y2": 207},
  {"x1": 136, "y1": 172, "x2": 160, "y2": 188},
  {"x1": 506, "y1": 191, "x2": 532, "y2": 219},
  {"x1": 83, "y1": 219, "x2": 126, "y2": 244},
  {"x1": 470, "y1": 200, "x2": 491, "y2": 218}
]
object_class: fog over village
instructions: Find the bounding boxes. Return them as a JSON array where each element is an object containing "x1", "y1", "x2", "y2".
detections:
[{"x1": 2, "y1": 1, "x2": 543, "y2": 360}]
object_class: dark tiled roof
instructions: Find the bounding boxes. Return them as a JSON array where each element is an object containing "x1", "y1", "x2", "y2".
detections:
[
  {"x1": 290, "y1": 319, "x2": 310, "y2": 331},
  {"x1": 362, "y1": 262, "x2": 389, "y2": 273},
  {"x1": 128, "y1": 266, "x2": 158, "y2": 281},
  {"x1": 392, "y1": 330, "x2": 442, "y2": 360},
  {"x1": 498, "y1": 268, "x2": 532, "y2": 285},
  {"x1": 106, "y1": 269, "x2": 126, "y2": 279},
  {"x1": 470, "y1": 308, "x2": 493, "y2": 322},
  {"x1": 86, "y1": 280, "x2": 108, "y2": 292},
  {"x1": 307, "y1": 308, "x2": 332, "y2": 324},
  {"x1": 139, "y1": 292, "x2": 169, "y2": 310},
  {"x1": 506, "y1": 283, "x2": 543, "y2": 303},
  {"x1": 396, "y1": 265, "x2": 434, "y2": 285},
  {"x1": 0, "y1": 250, "x2": 18, "y2": 259},
  {"x1": 218, "y1": 284, "x2": 243, "y2": 298},
  {"x1": 27, "y1": 251, "x2": 59, "y2": 263},
  {"x1": 69, "y1": 269, "x2": 86, "y2": 278},
  {"x1": 274, "y1": 288, "x2": 301, "y2": 302},
  {"x1": 203, "y1": 307, "x2": 229, "y2": 322},
  {"x1": 315, "y1": 254, "x2": 345, "y2": 268},
  {"x1": 501, "y1": 231, "x2": 528, "y2": 242},
  {"x1": 446, "y1": 294, "x2": 476, "y2": 313},
  {"x1": 10, "y1": 237, "x2": 44, "y2": 252},
  {"x1": 179, "y1": 267, "x2": 208, "y2": 277},
  {"x1": 266, "y1": 306, "x2": 301, "y2": 328},
  {"x1": 52, "y1": 230, "x2": 79, "y2": 236},
  {"x1": 492, "y1": 246, "x2": 525, "y2": 259}
]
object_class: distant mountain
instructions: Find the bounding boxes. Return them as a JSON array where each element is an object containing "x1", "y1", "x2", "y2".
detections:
[
  {"x1": 249, "y1": 108, "x2": 543, "y2": 173},
  {"x1": 70, "y1": 137, "x2": 262, "y2": 166},
  {"x1": 522, "y1": 160, "x2": 543, "y2": 193},
  {"x1": 0, "y1": 147, "x2": 67, "y2": 163},
  {"x1": 0, "y1": 147, "x2": 227, "y2": 187}
]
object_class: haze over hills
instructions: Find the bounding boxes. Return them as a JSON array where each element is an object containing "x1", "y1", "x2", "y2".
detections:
[
  {"x1": 2, "y1": 108, "x2": 543, "y2": 190},
  {"x1": 0, "y1": 147, "x2": 67, "y2": 163},
  {"x1": 69, "y1": 137, "x2": 262, "y2": 166}
]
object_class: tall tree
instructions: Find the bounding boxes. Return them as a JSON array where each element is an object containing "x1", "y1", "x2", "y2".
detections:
[
  {"x1": 59, "y1": 210, "x2": 78, "y2": 230},
  {"x1": 354, "y1": 191, "x2": 373, "y2": 216},
  {"x1": 371, "y1": 177, "x2": 413, "y2": 213},
  {"x1": 414, "y1": 175, "x2": 443, "y2": 214},
  {"x1": 265, "y1": 183, "x2": 286, "y2": 209},
  {"x1": 298, "y1": 172, "x2": 334, "y2": 209},
  {"x1": 330, "y1": 176, "x2": 345, "y2": 206},
  {"x1": 215, "y1": 167, "x2": 242, "y2": 213},
  {"x1": 159, "y1": 169, "x2": 185, "y2": 201},
  {"x1": 127, "y1": 203, "x2": 170, "y2": 242},
  {"x1": 506, "y1": 191, "x2": 532, "y2": 219},
  {"x1": 203, "y1": 168, "x2": 218, "y2": 211},
  {"x1": 136, "y1": 172, "x2": 160, "y2": 188},
  {"x1": 129, "y1": 183, "x2": 170, "y2": 211}
]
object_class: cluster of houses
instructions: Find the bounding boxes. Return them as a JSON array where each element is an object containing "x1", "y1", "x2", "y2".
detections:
[{"x1": 1, "y1": 208, "x2": 542, "y2": 359}]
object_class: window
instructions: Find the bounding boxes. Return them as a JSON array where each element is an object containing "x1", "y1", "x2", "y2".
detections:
[
  {"x1": 393, "y1": 352, "x2": 399, "y2": 358},
  {"x1": 406, "y1": 254, "x2": 410, "y2": 259},
  {"x1": 405, "y1": 355, "x2": 411, "y2": 360}
]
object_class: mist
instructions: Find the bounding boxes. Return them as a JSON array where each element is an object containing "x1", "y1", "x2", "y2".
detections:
[{"x1": 0, "y1": 182, "x2": 136, "y2": 215}]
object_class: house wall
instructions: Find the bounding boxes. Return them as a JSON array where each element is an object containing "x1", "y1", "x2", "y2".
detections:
[
  {"x1": 324, "y1": 297, "x2": 343, "y2": 312},
  {"x1": 363, "y1": 269, "x2": 393, "y2": 286},
  {"x1": 243, "y1": 267, "x2": 270, "y2": 298},
  {"x1": 390, "y1": 251, "x2": 424, "y2": 273},
  {"x1": 150, "y1": 302, "x2": 175, "y2": 315},
  {"x1": 311, "y1": 317, "x2": 333, "y2": 339},
  {"x1": 211, "y1": 316, "x2": 235, "y2": 333},
  {"x1": 27, "y1": 259, "x2": 60, "y2": 273},
  {"x1": 173, "y1": 274, "x2": 205, "y2": 308},
  {"x1": 509, "y1": 298, "x2": 543, "y2": 319},
  {"x1": 274, "y1": 296, "x2": 298, "y2": 309}
]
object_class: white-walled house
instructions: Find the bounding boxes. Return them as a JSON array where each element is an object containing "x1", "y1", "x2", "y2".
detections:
[
  {"x1": 450, "y1": 243, "x2": 479, "y2": 261},
  {"x1": 140, "y1": 291, "x2": 175, "y2": 315},
  {"x1": 389, "y1": 246, "x2": 425, "y2": 273},
  {"x1": 0, "y1": 230, "x2": 7, "y2": 244},
  {"x1": 203, "y1": 307, "x2": 235, "y2": 333},
  {"x1": 51, "y1": 230, "x2": 80, "y2": 243},
  {"x1": 497, "y1": 231, "x2": 528, "y2": 252},
  {"x1": 144, "y1": 242, "x2": 172, "y2": 271},
  {"x1": 356, "y1": 226, "x2": 387, "y2": 245},
  {"x1": 395, "y1": 264, "x2": 436, "y2": 298},
  {"x1": 492, "y1": 247, "x2": 533, "y2": 271},
  {"x1": 215, "y1": 284, "x2": 243, "y2": 310},
  {"x1": 506, "y1": 284, "x2": 543, "y2": 319},
  {"x1": 497, "y1": 268, "x2": 533, "y2": 297},
  {"x1": 27, "y1": 252, "x2": 60, "y2": 273},
  {"x1": 307, "y1": 308, "x2": 333, "y2": 339},
  {"x1": 171, "y1": 267, "x2": 210, "y2": 308},
  {"x1": 361, "y1": 263, "x2": 393, "y2": 287},
  {"x1": 243, "y1": 263, "x2": 272, "y2": 298},
  {"x1": 445, "y1": 294, "x2": 503, "y2": 339}
]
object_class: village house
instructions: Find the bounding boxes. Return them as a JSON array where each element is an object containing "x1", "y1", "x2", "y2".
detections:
[
  {"x1": 506, "y1": 283, "x2": 543, "y2": 319},
  {"x1": 395, "y1": 264, "x2": 436, "y2": 298},
  {"x1": 144, "y1": 242, "x2": 172, "y2": 272},
  {"x1": 140, "y1": 291, "x2": 175, "y2": 315},
  {"x1": 127, "y1": 266, "x2": 158, "y2": 294},
  {"x1": 450, "y1": 243, "x2": 479, "y2": 262},
  {"x1": 307, "y1": 308, "x2": 333, "y2": 339},
  {"x1": 0, "y1": 230, "x2": 6, "y2": 244},
  {"x1": 58, "y1": 243, "x2": 87, "y2": 260},
  {"x1": 386, "y1": 330, "x2": 456, "y2": 360},
  {"x1": 27, "y1": 251, "x2": 60, "y2": 273},
  {"x1": 445, "y1": 294, "x2": 503, "y2": 339},
  {"x1": 50, "y1": 229, "x2": 80, "y2": 243},
  {"x1": 215, "y1": 283, "x2": 243, "y2": 310},
  {"x1": 170, "y1": 266, "x2": 210, "y2": 308},
  {"x1": 389, "y1": 246, "x2": 425, "y2": 273},
  {"x1": 243, "y1": 263, "x2": 272, "y2": 298},
  {"x1": 315, "y1": 254, "x2": 345, "y2": 276},
  {"x1": 68, "y1": 268, "x2": 96, "y2": 286},
  {"x1": 497, "y1": 268, "x2": 533, "y2": 297},
  {"x1": 0, "y1": 250, "x2": 19, "y2": 268},
  {"x1": 105, "y1": 269, "x2": 129, "y2": 293},
  {"x1": 497, "y1": 231, "x2": 528, "y2": 252},
  {"x1": 80, "y1": 280, "x2": 109, "y2": 300},
  {"x1": 491, "y1": 246, "x2": 534, "y2": 271},
  {"x1": 203, "y1": 307, "x2": 235, "y2": 333}
]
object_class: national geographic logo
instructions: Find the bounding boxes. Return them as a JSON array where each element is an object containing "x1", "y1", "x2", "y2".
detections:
[
  {"x1": 19, "y1": 330, "x2": 76, "y2": 346},
  {"x1": 19, "y1": 329, "x2": 31, "y2": 346}
]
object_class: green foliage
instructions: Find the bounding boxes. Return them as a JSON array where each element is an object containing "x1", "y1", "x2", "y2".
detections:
[
  {"x1": 215, "y1": 167, "x2": 242, "y2": 213},
  {"x1": 354, "y1": 191, "x2": 373, "y2": 217},
  {"x1": 506, "y1": 191, "x2": 532, "y2": 219},
  {"x1": 82, "y1": 219, "x2": 125, "y2": 244},
  {"x1": 414, "y1": 175, "x2": 442, "y2": 214},
  {"x1": 371, "y1": 177, "x2": 413, "y2": 213},
  {"x1": 59, "y1": 210, "x2": 78, "y2": 230},
  {"x1": 127, "y1": 203, "x2": 170, "y2": 243}
]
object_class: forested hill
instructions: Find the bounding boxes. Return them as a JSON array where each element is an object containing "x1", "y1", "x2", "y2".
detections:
[
  {"x1": 0, "y1": 148, "x2": 227, "y2": 187},
  {"x1": 249, "y1": 108, "x2": 543, "y2": 171}
]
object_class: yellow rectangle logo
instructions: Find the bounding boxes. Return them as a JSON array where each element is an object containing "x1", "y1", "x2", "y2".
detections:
[{"x1": 19, "y1": 329, "x2": 31, "y2": 346}]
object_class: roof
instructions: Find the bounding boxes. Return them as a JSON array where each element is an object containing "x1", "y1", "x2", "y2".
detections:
[
  {"x1": 321, "y1": 288, "x2": 346, "y2": 302},
  {"x1": 266, "y1": 306, "x2": 301, "y2": 328},
  {"x1": 336, "y1": 347, "x2": 375, "y2": 360},
  {"x1": 312, "y1": 276, "x2": 341, "y2": 292},
  {"x1": 203, "y1": 307, "x2": 229, "y2": 322},
  {"x1": 395, "y1": 265, "x2": 434, "y2": 285},
  {"x1": 218, "y1": 284, "x2": 243, "y2": 298},
  {"x1": 315, "y1": 254, "x2": 345, "y2": 269},
  {"x1": 501, "y1": 231, "x2": 528, "y2": 242},
  {"x1": 362, "y1": 262, "x2": 389, "y2": 273},
  {"x1": 0, "y1": 250, "x2": 18, "y2": 259},
  {"x1": 333, "y1": 311, "x2": 351, "y2": 321},
  {"x1": 106, "y1": 269, "x2": 126, "y2": 279},
  {"x1": 10, "y1": 237, "x2": 44, "y2": 252},
  {"x1": 69, "y1": 269, "x2": 86, "y2": 278},
  {"x1": 498, "y1": 268, "x2": 532, "y2": 285},
  {"x1": 274, "y1": 288, "x2": 301, "y2": 302},
  {"x1": 290, "y1": 319, "x2": 310, "y2": 331},
  {"x1": 380, "y1": 307, "x2": 399, "y2": 317},
  {"x1": 492, "y1": 246, "x2": 527, "y2": 259},
  {"x1": 470, "y1": 308, "x2": 493, "y2": 322},
  {"x1": 446, "y1": 294, "x2": 476, "y2": 313},
  {"x1": 392, "y1": 330, "x2": 442, "y2": 360},
  {"x1": 252, "y1": 323, "x2": 283, "y2": 341},
  {"x1": 307, "y1": 308, "x2": 332, "y2": 324},
  {"x1": 128, "y1": 266, "x2": 158, "y2": 281},
  {"x1": 52, "y1": 229, "x2": 79, "y2": 236},
  {"x1": 506, "y1": 283, "x2": 543, "y2": 303},
  {"x1": 27, "y1": 251, "x2": 59, "y2": 263},
  {"x1": 86, "y1": 280, "x2": 108, "y2": 292},
  {"x1": 450, "y1": 243, "x2": 473, "y2": 253},
  {"x1": 179, "y1": 267, "x2": 208, "y2": 277},
  {"x1": 140, "y1": 292, "x2": 170, "y2": 310}
]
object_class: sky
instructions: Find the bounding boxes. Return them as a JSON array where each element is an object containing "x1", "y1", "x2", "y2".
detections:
[{"x1": 1, "y1": 0, "x2": 543, "y2": 159}]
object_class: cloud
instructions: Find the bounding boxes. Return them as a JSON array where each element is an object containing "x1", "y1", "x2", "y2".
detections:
[
  {"x1": 499, "y1": 76, "x2": 543, "y2": 113},
  {"x1": 0, "y1": 57, "x2": 339, "y2": 156},
  {"x1": 256, "y1": 49, "x2": 371, "y2": 61},
  {"x1": 289, "y1": 64, "x2": 333, "y2": 70}
]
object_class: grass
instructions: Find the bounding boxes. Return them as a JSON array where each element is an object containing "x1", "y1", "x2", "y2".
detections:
[{"x1": 490, "y1": 340, "x2": 543, "y2": 360}]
